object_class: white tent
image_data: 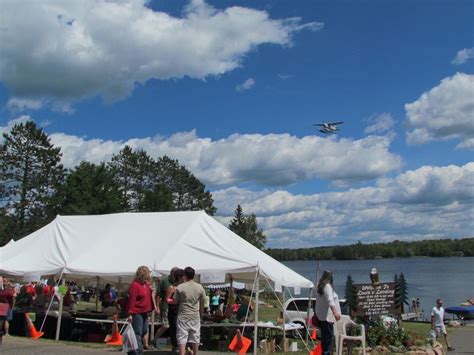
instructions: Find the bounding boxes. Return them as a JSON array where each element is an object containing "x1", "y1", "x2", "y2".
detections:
[{"x1": 0, "y1": 211, "x2": 312, "y2": 289}]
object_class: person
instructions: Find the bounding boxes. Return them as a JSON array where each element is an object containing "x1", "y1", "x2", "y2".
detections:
[
  {"x1": 210, "y1": 291, "x2": 220, "y2": 314},
  {"x1": 276, "y1": 311, "x2": 284, "y2": 326},
  {"x1": 117, "y1": 291, "x2": 129, "y2": 319},
  {"x1": 236, "y1": 297, "x2": 253, "y2": 321},
  {"x1": 127, "y1": 266, "x2": 159, "y2": 355},
  {"x1": 431, "y1": 298, "x2": 454, "y2": 351},
  {"x1": 154, "y1": 267, "x2": 178, "y2": 342},
  {"x1": 314, "y1": 270, "x2": 341, "y2": 355},
  {"x1": 0, "y1": 277, "x2": 16, "y2": 336},
  {"x1": 173, "y1": 266, "x2": 206, "y2": 355},
  {"x1": 369, "y1": 267, "x2": 379, "y2": 285},
  {"x1": 14, "y1": 285, "x2": 33, "y2": 311},
  {"x1": 166, "y1": 268, "x2": 184, "y2": 352},
  {"x1": 100, "y1": 284, "x2": 113, "y2": 310},
  {"x1": 33, "y1": 285, "x2": 47, "y2": 311}
]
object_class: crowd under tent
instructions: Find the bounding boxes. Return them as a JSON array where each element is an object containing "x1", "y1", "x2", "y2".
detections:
[{"x1": 0, "y1": 211, "x2": 313, "y2": 353}]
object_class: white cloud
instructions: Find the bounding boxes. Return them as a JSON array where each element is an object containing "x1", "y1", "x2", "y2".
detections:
[
  {"x1": 364, "y1": 113, "x2": 395, "y2": 134},
  {"x1": 0, "y1": 0, "x2": 323, "y2": 111},
  {"x1": 451, "y1": 48, "x2": 474, "y2": 65},
  {"x1": 0, "y1": 119, "x2": 402, "y2": 187},
  {"x1": 235, "y1": 78, "x2": 255, "y2": 92},
  {"x1": 405, "y1": 73, "x2": 474, "y2": 148},
  {"x1": 0, "y1": 115, "x2": 33, "y2": 142},
  {"x1": 213, "y1": 163, "x2": 474, "y2": 247}
]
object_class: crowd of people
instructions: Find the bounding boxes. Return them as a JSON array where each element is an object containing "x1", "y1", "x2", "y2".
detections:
[
  {"x1": 0, "y1": 277, "x2": 99, "y2": 337},
  {"x1": 125, "y1": 265, "x2": 254, "y2": 355}
]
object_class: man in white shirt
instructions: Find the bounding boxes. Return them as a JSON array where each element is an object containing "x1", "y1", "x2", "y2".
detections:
[{"x1": 431, "y1": 298, "x2": 454, "y2": 351}]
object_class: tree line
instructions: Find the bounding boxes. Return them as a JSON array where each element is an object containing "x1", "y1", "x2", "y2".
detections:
[
  {"x1": 0, "y1": 121, "x2": 266, "y2": 248},
  {"x1": 266, "y1": 238, "x2": 474, "y2": 261}
]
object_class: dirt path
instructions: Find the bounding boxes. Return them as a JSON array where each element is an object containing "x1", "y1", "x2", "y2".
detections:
[{"x1": 1, "y1": 325, "x2": 472, "y2": 354}]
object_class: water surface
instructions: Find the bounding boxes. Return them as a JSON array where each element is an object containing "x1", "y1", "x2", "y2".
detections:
[{"x1": 283, "y1": 257, "x2": 474, "y2": 316}]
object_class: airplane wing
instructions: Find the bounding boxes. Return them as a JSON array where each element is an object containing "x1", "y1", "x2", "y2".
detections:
[
  {"x1": 329, "y1": 121, "x2": 343, "y2": 125},
  {"x1": 313, "y1": 123, "x2": 324, "y2": 126}
]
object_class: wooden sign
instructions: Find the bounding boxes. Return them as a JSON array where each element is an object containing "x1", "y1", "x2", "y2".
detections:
[{"x1": 354, "y1": 282, "x2": 400, "y2": 317}]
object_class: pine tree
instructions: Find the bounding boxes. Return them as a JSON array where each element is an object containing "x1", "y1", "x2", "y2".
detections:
[
  {"x1": 399, "y1": 273, "x2": 409, "y2": 312},
  {"x1": 229, "y1": 205, "x2": 267, "y2": 250},
  {"x1": 345, "y1": 274, "x2": 358, "y2": 316},
  {"x1": 108, "y1": 146, "x2": 154, "y2": 211},
  {"x1": 0, "y1": 121, "x2": 65, "y2": 239},
  {"x1": 154, "y1": 155, "x2": 216, "y2": 215},
  {"x1": 59, "y1": 162, "x2": 122, "y2": 215},
  {"x1": 138, "y1": 183, "x2": 174, "y2": 212}
]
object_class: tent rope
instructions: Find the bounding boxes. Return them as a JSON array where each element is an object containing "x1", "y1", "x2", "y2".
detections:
[
  {"x1": 241, "y1": 270, "x2": 258, "y2": 334},
  {"x1": 39, "y1": 269, "x2": 65, "y2": 333}
]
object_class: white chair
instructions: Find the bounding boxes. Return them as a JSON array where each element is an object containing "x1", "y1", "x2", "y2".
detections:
[{"x1": 334, "y1": 315, "x2": 366, "y2": 355}]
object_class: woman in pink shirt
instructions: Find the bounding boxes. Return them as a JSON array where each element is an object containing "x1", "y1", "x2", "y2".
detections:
[{"x1": 127, "y1": 266, "x2": 157, "y2": 355}]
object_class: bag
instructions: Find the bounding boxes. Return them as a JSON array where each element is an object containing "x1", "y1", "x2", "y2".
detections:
[
  {"x1": 0, "y1": 303, "x2": 9, "y2": 317},
  {"x1": 311, "y1": 313, "x2": 321, "y2": 328},
  {"x1": 121, "y1": 323, "x2": 138, "y2": 353}
]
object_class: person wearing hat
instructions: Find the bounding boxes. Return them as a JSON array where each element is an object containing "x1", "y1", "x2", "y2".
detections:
[{"x1": 369, "y1": 268, "x2": 379, "y2": 285}]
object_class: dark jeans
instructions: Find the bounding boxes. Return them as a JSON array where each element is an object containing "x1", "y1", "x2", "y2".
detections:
[
  {"x1": 319, "y1": 320, "x2": 334, "y2": 355},
  {"x1": 130, "y1": 313, "x2": 149, "y2": 355},
  {"x1": 168, "y1": 307, "x2": 178, "y2": 348}
]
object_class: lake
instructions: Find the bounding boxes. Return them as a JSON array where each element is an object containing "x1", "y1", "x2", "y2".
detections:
[{"x1": 283, "y1": 257, "x2": 474, "y2": 317}]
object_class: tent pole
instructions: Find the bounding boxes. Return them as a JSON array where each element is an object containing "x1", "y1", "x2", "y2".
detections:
[
  {"x1": 55, "y1": 293, "x2": 64, "y2": 341},
  {"x1": 253, "y1": 268, "x2": 259, "y2": 355},
  {"x1": 282, "y1": 286, "x2": 286, "y2": 352},
  {"x1": 306, "y1": 261, "x2": 320, "y2": 343},
  {"x1": 95, "y1": 276, "x2": 99, "y2": 312},
  {"x1": 151, "y1": 277, "x2": 157, "y2": 342}
]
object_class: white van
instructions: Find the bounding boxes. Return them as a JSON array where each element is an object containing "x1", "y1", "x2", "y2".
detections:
[{"x1": 283, "y1": 297, "x2": 347, "y2": 329}]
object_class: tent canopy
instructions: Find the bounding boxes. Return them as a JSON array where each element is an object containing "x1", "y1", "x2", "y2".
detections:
[{"x1": 0, "y1": 211, "x2": 312, "y2": 289}]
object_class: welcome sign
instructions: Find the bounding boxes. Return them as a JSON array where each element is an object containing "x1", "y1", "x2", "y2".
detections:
[{"x1": 354, "y1": 282, "x2": 400, "y2": 317}]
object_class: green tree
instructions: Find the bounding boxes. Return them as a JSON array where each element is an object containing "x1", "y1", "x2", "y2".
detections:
[
  {"x1": 154, "y1": 156, "x2": 216, "y2": 215},
  {"x1": 345, "y1": 274, "x2": 358, "y2": 316},
  {"x1": 398, "y1": 273, "x2": 409, "y2": 312},
  {"x1": 109, "y1": 146, "x2": 154, "y2": 211},
  {"x1": 60, "y1": 162, "x2": 122, "y2": 215},
  {"x1": 0, "y1": 209, "x2": 15, "y2": 245},
  {"x1": 0, "y1": 121, "x2": 65, "y2": 239},
  {"x1": 229, "y1": 205, "x2": 267, "y2": 250},
  {"x1": 138, "y1": 183, "x2": 174, "y2": 212}
]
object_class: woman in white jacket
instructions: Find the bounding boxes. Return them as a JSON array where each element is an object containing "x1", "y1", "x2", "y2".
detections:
[{"x1": 315, "y1": 270, "x2": 341, "y2": 355}]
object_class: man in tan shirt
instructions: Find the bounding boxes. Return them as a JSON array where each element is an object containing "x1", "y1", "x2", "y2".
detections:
[{"x1": 173, "y1": 266, "x2": 206, "y2": 355}]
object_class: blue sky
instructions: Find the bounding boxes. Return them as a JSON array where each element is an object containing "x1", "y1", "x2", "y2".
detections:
[{"x1": 0, "y1": 0, "x2": 473, "y2": 247}]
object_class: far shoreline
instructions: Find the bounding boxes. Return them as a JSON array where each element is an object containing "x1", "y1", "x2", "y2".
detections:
[{"x1": 266, "y1": 237, "x2": 474, "y2": 262}]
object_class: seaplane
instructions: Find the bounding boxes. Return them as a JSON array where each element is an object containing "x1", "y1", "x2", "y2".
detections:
[{"x1": 313, "y1": 121, "x2": 344, "y2": 134}]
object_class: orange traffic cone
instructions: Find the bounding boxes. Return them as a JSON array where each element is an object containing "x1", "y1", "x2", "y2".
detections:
[
  {"x1": 310, "y1": 342, "x2": 322, "y2": 355},
  {"x1": 24, "y1": 313, "x2": 44, "y2": 340},
  {"x1": 311, "y1": 327, "x2": 317, "y2": 340},
  {"x1": 105, "y1": 315, "x2": 122, "y2": 346},
  {"x1": 228, "y1": 329, "x2": 252, "y2": 355}
]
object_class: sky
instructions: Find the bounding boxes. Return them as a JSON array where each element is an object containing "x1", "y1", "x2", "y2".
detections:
[{"x1": 0, "y1": 0, "x2": 473, "y2": 248}]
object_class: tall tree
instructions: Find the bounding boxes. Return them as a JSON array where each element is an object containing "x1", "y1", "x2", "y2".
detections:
[
  {"x1": 398, "y1": 273, "x2": 409, "y2": 312},
  {"x1": 345, "y1": 274, "x2": 358, "y2": 316},
  {"x1": 59, "y1": 162, "x2": 122, "y2": 215},
  {"x1": 0, "y1": 121, "x2": 65, "y2": 239},
  {"x1": 138, "y1": 183, "x2": 174, "y2": 212},
  {"x1": 154, "y1": 156, "x2": 216, "y2": 215},
  {"x1": 108, "y1": 146, "x2": 154, "y2": 211},
  {"x1": 229, "y1": 205, "x2": 267, "y2": 250}
]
